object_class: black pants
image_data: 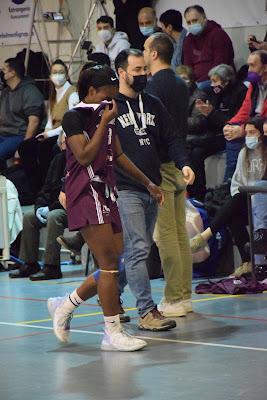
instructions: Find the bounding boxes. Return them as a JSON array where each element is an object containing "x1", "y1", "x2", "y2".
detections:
[
  {"x1": 210, "y1": 193, "x2": 249, "y2": 263},
  {"x1": 18, "y1": 136, "x2": 59, "y2": 193},
  {"x1": 187, "y1": 135, "x2": 225, "y2": 201}
]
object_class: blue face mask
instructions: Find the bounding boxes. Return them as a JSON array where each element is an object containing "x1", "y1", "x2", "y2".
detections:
[
  {"x1": 139, "y1": 26, "x2": 155, "y2": 37},
  {"x1": 188, "y1": 23, "x2": 203, "y2": 36},
  {"x1": 245, "y1": 136, "x2": 259, "y2": 150}
]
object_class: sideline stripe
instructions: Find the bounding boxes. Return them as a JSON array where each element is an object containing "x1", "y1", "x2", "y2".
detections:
[
  {"x1": 18, "y1": 308, "x2": 137, "y2": 324},
  {"x1": 0, "y1": 321, "x2": 267, "y2": 352}
]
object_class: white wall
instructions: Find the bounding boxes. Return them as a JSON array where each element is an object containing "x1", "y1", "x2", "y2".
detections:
[{"x1": 0, "y1": 0, "x2": 115, "y2": 79}]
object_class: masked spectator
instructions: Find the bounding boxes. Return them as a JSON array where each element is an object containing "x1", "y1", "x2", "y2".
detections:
[
  {"x1": 94, "y1": 15, "x2": 130, "y2": 71},
  {"x1": 183, "y1": 5, "x2": 235, "y2": 89}
]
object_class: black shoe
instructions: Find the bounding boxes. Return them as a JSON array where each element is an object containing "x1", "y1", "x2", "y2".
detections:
[
  {"x1": 57, "y1": 233, "x2": 84, "y2": 255},
  {"x1": 30, "y1": 265, "x2": 62, "y2": 281},
  {"x1": 255, "y1": 264, "x2": 267, "y2": 281},
  {"x1": 254, "y1": 229, "x2": 267, "y2": 254},
  {"x1": 9, "y1": 263, "x2": 40, "y2": 278}
]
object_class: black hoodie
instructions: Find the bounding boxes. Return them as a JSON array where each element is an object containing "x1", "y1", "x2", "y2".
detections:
[{"x1": 115, "y1": 91, "x2": 189, "y2": 192}]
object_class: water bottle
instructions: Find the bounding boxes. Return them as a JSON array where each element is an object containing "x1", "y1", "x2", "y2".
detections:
[{"x1": 216, "y1": 232, "x2": 222, "y2": 250}]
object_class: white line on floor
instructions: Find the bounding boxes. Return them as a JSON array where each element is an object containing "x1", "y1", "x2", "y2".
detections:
[{"x1": 0, "y1": 321, "x2": 267, "y2": 352}]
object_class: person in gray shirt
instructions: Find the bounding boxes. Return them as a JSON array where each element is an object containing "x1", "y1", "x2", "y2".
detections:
[{"x1": 0, "y1": 58, "x2": 45, "y2": 167}]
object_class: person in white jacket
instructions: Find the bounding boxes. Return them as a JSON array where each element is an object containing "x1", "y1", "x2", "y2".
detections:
[
  {"x1": 94, "y1": 15, "x2": 130, "y2": 71},
  {"x1": 0, "y1": 175, "x2": 23, "y2": 248},
  {"x1": 190, "y1": 117, "x2": 267, "y2": 277}
]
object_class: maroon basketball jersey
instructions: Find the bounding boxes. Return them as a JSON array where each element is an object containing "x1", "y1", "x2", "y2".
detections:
[{"x1": 65, "y1": 102, "x2": 117, "y2": 208}]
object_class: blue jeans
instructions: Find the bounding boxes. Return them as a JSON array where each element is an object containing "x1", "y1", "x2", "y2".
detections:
[
  {"x1": 117, "y1": 190, "x2": 158, "y2": 317},
  {"x1": 253, "y1": 181, "x2": 267, "y2": 230},
  {"x1": 224, "y1": 138, "x2": 244, "y2": 181},
  {"x1": 0, "y1": 135, "x2": 24, "y2": 161}
]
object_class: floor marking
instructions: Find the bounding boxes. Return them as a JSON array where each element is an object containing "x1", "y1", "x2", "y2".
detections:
[
  {"x1": 18, "y1": 308, "x2": 137, "y2": 324},
  {"x1": 0, "y1": 321, "x2": 267, "y2": 352},
  {"x1": 201, "y1": 313, "x2": 267, "y2": 322}
]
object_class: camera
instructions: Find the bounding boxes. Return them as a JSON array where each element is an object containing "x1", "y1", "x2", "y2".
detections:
[{"x1": 81, "y1": 40, "x2": 94, "y2": 59}]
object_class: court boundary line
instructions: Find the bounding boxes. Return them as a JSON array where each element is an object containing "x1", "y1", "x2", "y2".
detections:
[{"x1": 1, "y1": 321, "x2": 267, "y2": 352}]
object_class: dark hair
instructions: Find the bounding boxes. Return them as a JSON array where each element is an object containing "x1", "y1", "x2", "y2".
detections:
[
  {"x1": 5, "y1": 58, "x2": 25, "y2": 79},
  {"x1": 148, "y1": 32, "x2": 174, "y2": 65},
  {"x1": 159, "y1": 9, "x2": 183, "y2": 32},
  {"x1": 87, "y1": 52, "x2": 111, "y2": 67},
  {"x1": 115, "y1": 48, "x2": 143, "y2": 73},
  {"x1": 244, "y1": 117, "x2": 267, "y2": 177},
  {"x1": 251, "y1": 50, "x2": 267, "y2": 65},
  {"x1": 96, "y1": 15, "x2": 114, "y2": 28},
  {"x1": 184, "y1": 5, "x2": 206, "y2": 17},
  {"x1": 49, "y1": 59, "x2": 69, "y2": 113},
  {"x1": 244, "y1": 117, "x2": 265, "y2": 135},
  {"x1": 77, "y1": 65, "x2": 117, "y2": 101}
]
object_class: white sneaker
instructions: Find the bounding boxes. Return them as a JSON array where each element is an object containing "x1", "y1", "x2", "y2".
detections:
[
  {"x1": 183, "y1": 299, "x2": 193, "y2": 313},
  {"x1": 101, "y1": 329, "x2": 147, "y2": 352},
  {"x1": 47, "y1": 296, "x2": 73, "y2": 343},
  {"x1": 158, "y1": 299, "x2": 187, "y2": 317}
]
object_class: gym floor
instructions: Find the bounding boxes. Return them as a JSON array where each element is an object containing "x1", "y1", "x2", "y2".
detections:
[{"x1": 1, "y1": 265, "x2": 267, "y2": 400}]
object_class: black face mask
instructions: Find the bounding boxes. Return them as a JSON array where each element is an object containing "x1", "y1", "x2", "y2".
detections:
[{"x1": 130, "y1": 74, "x2": 147, "y2": 92}]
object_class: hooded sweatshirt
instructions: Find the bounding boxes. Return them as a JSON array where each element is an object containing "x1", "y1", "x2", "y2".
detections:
[
  {"x1": 183, "y1": 20, "x2": 235, "y2": 82},
  {"x1": 115, "y1": 91, "x2": 189, "y2": 192},
  {"x1": 0, "y1": 76, "x2": 45, "y2": 136},
  {"x1": 95, "y1": 31, "x2": 130, "y2": 70},
  {"x1": 231, "y1": 146, "x2": 266, "y2": 197}
]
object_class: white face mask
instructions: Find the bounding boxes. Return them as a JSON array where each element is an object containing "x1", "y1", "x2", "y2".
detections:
[
  {"x1": 98, "y1": 29, "x2": 113, "y2": 43},
  {"x1": 51, "y1": 73, "x2": 67, "y2": 87},
  {"x1": 245, "y1": 136, "x2": 259, "y2": 150}
]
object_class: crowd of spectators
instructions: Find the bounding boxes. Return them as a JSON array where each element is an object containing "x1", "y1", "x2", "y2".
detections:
[{"x1": 0, "y1": 2, "x2": 267, "y2": 343}]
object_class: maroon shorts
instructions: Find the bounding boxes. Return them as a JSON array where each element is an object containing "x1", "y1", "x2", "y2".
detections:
[{"x1": 67, "y1": 182, "x2": 122, "y2": 233}]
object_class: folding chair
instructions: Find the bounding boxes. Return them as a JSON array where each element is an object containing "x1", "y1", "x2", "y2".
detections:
[{"x1": 239, "y1": 184, "x2": 267, "y2": 280}]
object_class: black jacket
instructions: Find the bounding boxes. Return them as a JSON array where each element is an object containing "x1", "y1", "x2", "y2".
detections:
[
  {"x1": 34, "y1": 151, "x2": 66, "y2": 212},
  {"x1": 206, "y1": 81, "x2": 248, "y2": 131}
]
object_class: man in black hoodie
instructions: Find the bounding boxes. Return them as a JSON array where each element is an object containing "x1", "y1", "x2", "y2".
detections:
[
  {"x1": 114, "y1": 48, "x2": 190, "y2": 331},
  {"x1": 0, "y1": 58, "x2": 45, "y2": 168}
]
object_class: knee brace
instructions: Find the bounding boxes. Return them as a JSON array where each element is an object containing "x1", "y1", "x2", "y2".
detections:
[{"x1": 92, "y1": 268, "x2": 118, "y2": 282}]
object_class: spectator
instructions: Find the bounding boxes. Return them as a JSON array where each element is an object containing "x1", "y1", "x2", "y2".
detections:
[
  {"x1": 223, "y1": 50, "x2": 267, "y2": 180},
  {"x1": 248, "y1": 31, "x2": 267, "y2": 52},
  {"x1": 0, "y1": 58, "x2": 45, "y2": 168},
  {"x1": 183, "y1": 5, "x2": 235, "y2": 89},
  {"x1": 87, "y1": 52, "x2": 111, "y2": 67},
  {"x1": 144, "y1": 33, "x2": 195, "y2": 317},
  {"x1": 190, "y1": 117, "x2": 267, "y2": 278},
  {"x1": 28, "y1": 60, "x2": 78, "y2": 187},
  {"x1": 252, "y1": 118, "x2": 267, "y2": 255},
  {"x1": 9, "y1": 133, "x2": 67, "y2": 280},
  {"x1": 159, "y1": 9, "x2": 187, "y2": 68},
  {"x1": 183, "y1": 63, "x2": 247, "y2": 199},
  {"x1": 138, "y1": 7, "x2": 161, "y2": 39},
  {"x1": 113, "y1": 0, "x2": 152, "y2": 49},
  {"x1": 94, "y1": 15, "x2": 130, "y2": 70}
]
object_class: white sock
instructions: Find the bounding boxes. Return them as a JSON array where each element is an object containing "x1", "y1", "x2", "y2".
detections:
[
  {"x1": 104, "y1": 314, "x2": 121, "y2": 335},
  {"x1": 61, "y1": 289, "x2": 84, "y2": 314}
]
